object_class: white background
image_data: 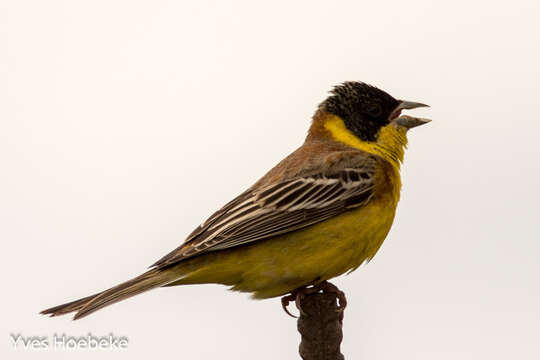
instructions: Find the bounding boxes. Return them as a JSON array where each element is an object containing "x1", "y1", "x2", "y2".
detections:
[{"x1": 2, "y1": 1, "x2": 540, "y2": 359}]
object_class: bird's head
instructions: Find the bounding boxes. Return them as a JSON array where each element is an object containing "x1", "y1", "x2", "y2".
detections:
[{"x1": 321, "y1": 81, "x2": 430, "y2": 142}]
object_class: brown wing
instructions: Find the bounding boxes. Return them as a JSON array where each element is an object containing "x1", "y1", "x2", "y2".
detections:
[{"x1": 151, "y1": 157, "x2": 378, "y2": 269}]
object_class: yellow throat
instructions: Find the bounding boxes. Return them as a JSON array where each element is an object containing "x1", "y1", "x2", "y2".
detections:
[{"x1": 323, "y1": 115, "x2": 408, "y2": 169}]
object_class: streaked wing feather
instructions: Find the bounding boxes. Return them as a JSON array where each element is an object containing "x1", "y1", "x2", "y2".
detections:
[
  {"x1": 152, "y1": 166, "x2": 376, "y2": 268},
  {"x1": 210, "y1": 202, "x2": 345, "y2": 250}
]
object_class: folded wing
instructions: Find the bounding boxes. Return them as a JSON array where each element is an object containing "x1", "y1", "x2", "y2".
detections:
[{"x1": 152, "y1": 163, "x2": 377, "y2": 268}]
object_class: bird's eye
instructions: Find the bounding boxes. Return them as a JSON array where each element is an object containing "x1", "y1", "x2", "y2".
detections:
[{"x1": 364, "y1": 103, "x2": 382, "y2": 117}]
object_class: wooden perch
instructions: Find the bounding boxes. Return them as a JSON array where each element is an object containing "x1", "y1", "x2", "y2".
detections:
[{"x1": 283, "y1": 281, "x2": 346, "y2": 360}]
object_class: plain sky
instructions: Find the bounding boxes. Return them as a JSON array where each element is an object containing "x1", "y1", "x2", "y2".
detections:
[{"x1": 2, "y1": 1, "x2": 540, "y2": 359}]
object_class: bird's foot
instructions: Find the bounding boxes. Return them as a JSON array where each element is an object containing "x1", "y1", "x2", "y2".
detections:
[
  {"x1": 281, "y1": 281, "x2": 347, "y2": 318},
  {"x1": 281, "y1": 292, "x2": 302, "y2": 318},
  {"x1": 281, "y1": 286, "x2": 317, "y2": 318},
  {"x1": 315, "y1": 281, "x2": 347, "y2": 313}
]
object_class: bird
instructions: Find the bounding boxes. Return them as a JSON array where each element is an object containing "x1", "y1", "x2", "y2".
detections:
[{"x1": 41, "y1": 81, "x2": 430, "y2": 320}]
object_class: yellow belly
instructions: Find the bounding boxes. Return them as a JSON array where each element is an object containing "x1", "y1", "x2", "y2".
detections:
[{"x1": 171, "y1": 194, "x2": 398, "y2": 299}]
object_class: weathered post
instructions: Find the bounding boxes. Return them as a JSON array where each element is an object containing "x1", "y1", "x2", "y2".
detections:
[{"x1": 283, "y1": 281, "x2": 346, "y2": 360}]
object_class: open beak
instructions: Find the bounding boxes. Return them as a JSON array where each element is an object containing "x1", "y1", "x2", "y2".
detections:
[
  {"x1": 391, "y1": 100, "x2": 431, "y2": 129},
  {"x1": 394, "y1": 115, "x2": 431, "y2": 129},
  {"x1": 397, "y1": 100, "x2": 429, "y2": 111}
]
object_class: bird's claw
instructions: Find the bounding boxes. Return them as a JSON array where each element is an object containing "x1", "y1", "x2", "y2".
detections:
[
  {"x1": 281, "y1": 293, "x2": 298, "y2": 318},
  {"x1": 281, "y1": 291, "x2": 308, "y2": 318}
]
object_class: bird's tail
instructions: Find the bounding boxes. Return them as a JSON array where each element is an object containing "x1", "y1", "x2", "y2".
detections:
[{"x1": 40, "y1": 267, "x2": 181, "y2": 320}]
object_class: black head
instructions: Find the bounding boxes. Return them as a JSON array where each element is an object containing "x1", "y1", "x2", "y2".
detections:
[{"x1": 322, "y1": 82, "x2": 400, "y2": 142}]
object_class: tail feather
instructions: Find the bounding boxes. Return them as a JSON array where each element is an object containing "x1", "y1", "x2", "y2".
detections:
[
  {"x1": 40, "y1": 268, "x2": 181, "y2": 320},
  {"x1": 40, "y1": 294, "x2": 99, "y2": 317}
]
